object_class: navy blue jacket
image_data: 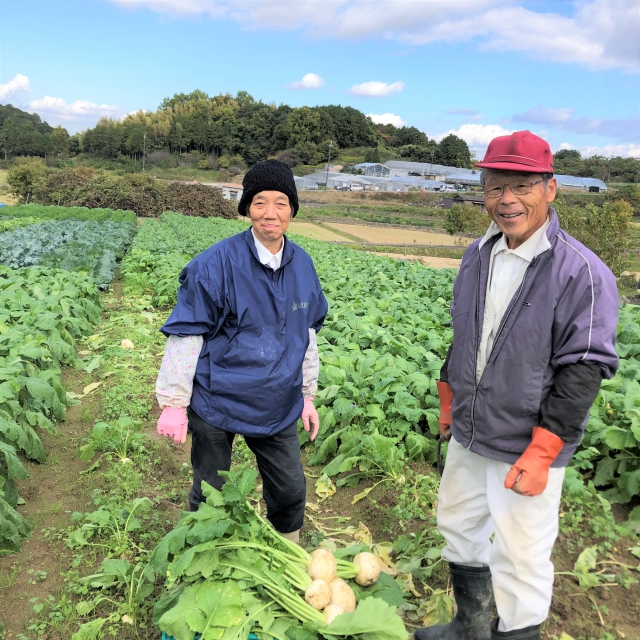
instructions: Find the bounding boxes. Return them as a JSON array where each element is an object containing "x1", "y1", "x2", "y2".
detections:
[{"x1": 160, "y1": 228, "x2": 328, "y2": 437}]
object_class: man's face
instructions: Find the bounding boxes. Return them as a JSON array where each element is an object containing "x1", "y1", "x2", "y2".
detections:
[
  {"x1": 248, "y1": 190, "x2": 292, "y2": 249},
  {"x1": 483, "y1": 171, "x2": 557, "y2": 249}
]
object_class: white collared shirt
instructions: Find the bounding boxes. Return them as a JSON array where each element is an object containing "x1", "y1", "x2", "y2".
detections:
[
  {"x1": 251, "y1": 228, "x2": 284, "y2": 270},
  {"x1": 476, "y1": 216, "x2": 552, "y2": 379}
]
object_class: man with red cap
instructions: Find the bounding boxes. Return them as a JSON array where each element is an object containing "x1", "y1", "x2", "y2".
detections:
[{"x1": 415, "y1": 131, "x2": 619, "y2": 640}]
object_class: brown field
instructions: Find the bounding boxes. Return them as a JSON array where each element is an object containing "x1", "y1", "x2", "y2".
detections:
[
  {"x1": 372, "y1": 252, "x2": 461, "y2": 269},
  {"x1": 288, "y1": 221, "x2": 353, "y2": 242},
  {"x1": 324, "y1": 222, "x2": 472, "y2": 246}
]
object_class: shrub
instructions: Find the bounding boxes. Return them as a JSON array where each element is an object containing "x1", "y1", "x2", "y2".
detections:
[
  {"x1": 7, "y1": 156, "x2": 49, "y2": 201},
  {"x1": 556, "y1": 199, "x2": 632, "y2": 277},
  {"x1": 217, "y1": 168, "x2": 231, "y2": 182},
  {"x1": 443, "y1": 203, "x2": 489, "y2": 237},
  {"x1": 197, "y1": 159, "x2": 211, "y2": 170},
  {"x1": 164, "y1": 182, "x2": 236, "y2": 219}
]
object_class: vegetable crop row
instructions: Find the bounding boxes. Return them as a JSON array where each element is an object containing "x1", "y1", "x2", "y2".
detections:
[
  {"x1": 0, "y1": 219, "x2": 136, "y2": 288},
  {"x1": 0, "y1": 204, "x2": 136, "y2": 225},
  {"x1": 0, "y1": 266, "x2": 104, "y2": 553}
]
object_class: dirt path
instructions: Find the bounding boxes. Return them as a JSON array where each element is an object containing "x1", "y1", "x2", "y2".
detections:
[{"x1": 0, "y1": 370, "x2": 103, "y2": 634}]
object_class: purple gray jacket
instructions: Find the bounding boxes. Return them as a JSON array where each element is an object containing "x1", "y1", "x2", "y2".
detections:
[{"x1": 447, "y1": 208, "x2": 619, "y2": 467}]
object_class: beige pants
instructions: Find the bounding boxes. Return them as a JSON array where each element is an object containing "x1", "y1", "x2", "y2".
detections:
[{"x1": 437, "y1": 437, "x2": 565, "y2": 632}]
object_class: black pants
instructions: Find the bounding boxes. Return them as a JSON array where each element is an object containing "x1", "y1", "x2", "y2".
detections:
[{"x1": 187, "y1": 407, "x2": 307, "y2": 534}]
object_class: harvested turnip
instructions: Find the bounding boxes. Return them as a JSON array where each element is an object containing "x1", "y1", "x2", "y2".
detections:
[
  {"x1": 305, "y1": 579, "x2": 331, "y2": 610},
  {"x1": 328, "y1": 577, "x2": 356, "y2": 613},
  {"x1": 353, "y1": 551, "x2": 382, "y2": 586},
  {"x1": 308, "y1": 548, "x2": 337, "y2": 583},
  {"x1": 324, "y1": 604, "x2": 344, "y2": 625},
  {"x1": 120, "y1": 339, "x2": 134, "y2": 350}
]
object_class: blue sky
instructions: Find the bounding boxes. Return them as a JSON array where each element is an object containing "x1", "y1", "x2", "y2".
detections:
[{"x1": 1, "y1": 0, "x2": 638, "y2": 157}]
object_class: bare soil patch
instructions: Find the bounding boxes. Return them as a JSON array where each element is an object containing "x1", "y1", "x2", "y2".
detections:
[
  {"x1": 288, "y1": 221, "x2": 353, "y2": 243},
  {"x1": 324, "y1": 222, "x2": 471, "y2": 247},
  {"x1": 371, "y1": 252, "x2": 462, "y2": 269}
]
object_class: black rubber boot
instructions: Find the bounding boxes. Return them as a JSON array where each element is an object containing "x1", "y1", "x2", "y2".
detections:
[
  {"x1": 414, "y1": 563, "x2": 492, "y2": 640},
  {"x1": 491, "y1": 619, "x2": 541, "y2": 639}
]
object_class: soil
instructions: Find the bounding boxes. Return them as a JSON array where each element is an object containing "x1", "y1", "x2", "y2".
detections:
[
  {"x1": 0, "y1": 368, "x2": 105, "y2": 634},
  {"x1": 323, "y1": 222, "x2": 471, "y2": 247},
  {"x1": 287, "y1": 221, "x2": 354, "y2": 243},
  {"x1": 371, "y1": 253, "x2": 462, "y2": 269}
]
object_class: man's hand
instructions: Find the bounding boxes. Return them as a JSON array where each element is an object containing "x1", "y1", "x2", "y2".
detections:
[
  {"x1": 301, "y1": 398, "x2": 320, "y2": 441},
  {"x1": 436, "y1": 381, "x2": 454, "y2": 441},
  {"x1": 157, "y1": 406, "x2": 189, "y2": 444},
  {"x1": 505, "y1": 427, "x2": 565, "y2": 496}
]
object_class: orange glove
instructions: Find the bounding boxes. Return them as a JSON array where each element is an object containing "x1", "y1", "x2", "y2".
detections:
[
  {"x1": 436, "y1": 381, "x2": 454, "y2": 438},
  {"x1": 504, "y1": 427, "x2": 565, "y2": 496}
]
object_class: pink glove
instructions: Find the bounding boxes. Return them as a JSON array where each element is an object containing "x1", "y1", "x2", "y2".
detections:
[
  {"x1": 157, "y1": 407, "x2": 188, "y2": 444},
  {"x1": 301, "y1": 398, "x2": 320, "y2": 441}
]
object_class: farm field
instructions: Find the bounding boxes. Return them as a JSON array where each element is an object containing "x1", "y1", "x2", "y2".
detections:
[
  {"x1": 284, "y1": 220, "x2": 354, "y2": 243},
  {"x1": 0, "y1": 207, "x2": 639, "y2": 640},
  {"x1": 323, "y1": 222, "x2": 472, "y2": 247}
]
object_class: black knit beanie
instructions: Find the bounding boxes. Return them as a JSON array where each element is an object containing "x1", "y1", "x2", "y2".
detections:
[{"x1": 238, "y1": 159, "x2": 299, "y2": 218}]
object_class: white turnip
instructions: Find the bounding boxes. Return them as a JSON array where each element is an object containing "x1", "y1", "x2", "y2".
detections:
[
  {"x1": 353, "y1": 552, "x2": 381, "y2": 586},
  {"x1": 308, "y1": 548, "x2": 337, "y2": 583},
  {"x1": 328, "y1": 577, "x2": 356, "y2": 613},
  {"x1": 324, "y1": 604, "x2": 344, "y2": 625},
  {"x1": 305, "y1": 579, "x2": 331, "y2": 610},
  {"x1": 120, "y1": 339, "x2": 134, "y2": 350}
]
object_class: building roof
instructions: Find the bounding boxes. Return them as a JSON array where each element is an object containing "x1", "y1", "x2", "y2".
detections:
[
  {"x1": 555, "y1": 175, "x2": 607, "y2": 190},
  {"x1": 221, "y1": 183, "x2": 243, "y2": 189},
  {"x1": 385, "y1": 160, "x2": 477, "y2": 176}
]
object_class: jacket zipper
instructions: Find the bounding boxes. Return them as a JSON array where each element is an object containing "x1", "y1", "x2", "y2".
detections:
[
  {"x1": 468, "y1": 248, "x2": 550, "y2": 450},
  {"x1": 469, "y1": 250, "x2": 483, "y2": 449}
]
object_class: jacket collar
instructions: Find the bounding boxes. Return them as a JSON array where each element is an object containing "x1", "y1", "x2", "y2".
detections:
[{"x1": 243, "y1": 227, "x2": 295, "y2": 269}]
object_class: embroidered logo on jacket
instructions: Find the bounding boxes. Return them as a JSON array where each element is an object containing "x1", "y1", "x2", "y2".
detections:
[{"x1": 291, "y1": 302, "x2": 309, "y2": 312}]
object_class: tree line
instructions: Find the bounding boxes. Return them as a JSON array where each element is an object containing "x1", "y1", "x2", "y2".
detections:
[{"x1": 1, "y1": 91, "x2": 638, "y2": 181}]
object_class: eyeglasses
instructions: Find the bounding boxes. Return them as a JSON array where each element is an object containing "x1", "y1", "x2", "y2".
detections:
[{"x1": 484, "y1": 178, "x2": 549, "y2": 199}]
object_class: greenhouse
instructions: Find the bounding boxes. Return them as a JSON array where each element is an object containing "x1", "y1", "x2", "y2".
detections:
[{"x1": 294, "y1": 176, "x2": 319, "y2": 190}]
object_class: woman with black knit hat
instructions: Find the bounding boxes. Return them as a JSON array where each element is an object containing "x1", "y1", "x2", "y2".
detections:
[{"x1": 154, "y1": 160, "x2": 328, "y2": 542}]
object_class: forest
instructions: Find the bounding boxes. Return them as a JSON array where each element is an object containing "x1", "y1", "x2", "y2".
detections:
[{"x1": 1, "y1": 91, "x2": 638, "y2": 181}]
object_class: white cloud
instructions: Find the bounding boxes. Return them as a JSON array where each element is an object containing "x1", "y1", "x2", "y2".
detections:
[
  {"x1": 28, "y1": 96, "x2": 124, "y2": 123},
  {"x1": 0, "y1": 73, "x2": 30, "y2": 101},
  {"x1": 560, "y1": 141, "x2": 640, "y2": 159},
  {"x1": 367, "y1": 113, "x2": 406, "y2": 127},
  {"x1": 349, "y1": 81, "x2": 404, "y2": 97},
  {"x1": 286, "y1": 73, "x2": 324, "y2": 90},
  {"x1": 513, "y1": 106, "x2": 574, "y2": 126},
  {"x1": 514, "y1": 105, "x2": 640, "y2": 142},
  {"x1": 436, "y1": 123, "x2": 513, "y2": 147},
  {"x1": 103, "y1": 0, "x2": 639, "y2": 73}
]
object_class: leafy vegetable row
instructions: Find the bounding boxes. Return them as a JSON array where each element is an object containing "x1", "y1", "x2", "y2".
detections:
[
  {"x1": 0, "y1": 266, "x2": 103, "y2": 553},
  {"x1": 0, "y1": 204, "x2": 136, "y2": 225},
  {"x1": 0, "y1": 219, "x2": 136, "y2": 288}
]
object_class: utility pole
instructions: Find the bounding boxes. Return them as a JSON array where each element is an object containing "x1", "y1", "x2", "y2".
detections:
[
  {"x1": 142, "y1": 132, "x2": 147, "y2": 172},
  {"x1": 324, "y1": 139, "x2": 333, "y2": 190},
  {"x1": 605, "y1": 154, "x2": 613, "y2": 183}
]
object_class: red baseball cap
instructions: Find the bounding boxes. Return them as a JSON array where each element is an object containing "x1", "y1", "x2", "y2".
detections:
[{"x1": 475, "y1": 130, "x2": 554, "y2": 174}]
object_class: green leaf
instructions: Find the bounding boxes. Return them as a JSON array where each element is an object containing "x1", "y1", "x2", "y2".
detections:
[
  {"x1": 321, "y1": 597, "x2": 407, "y2": 640},
  {"x1": 574, "y1": 547, "x2": 597, "y2": 573},
  {"x1": 70, "y1": 617, "x2": 106, "y2": 640}
]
